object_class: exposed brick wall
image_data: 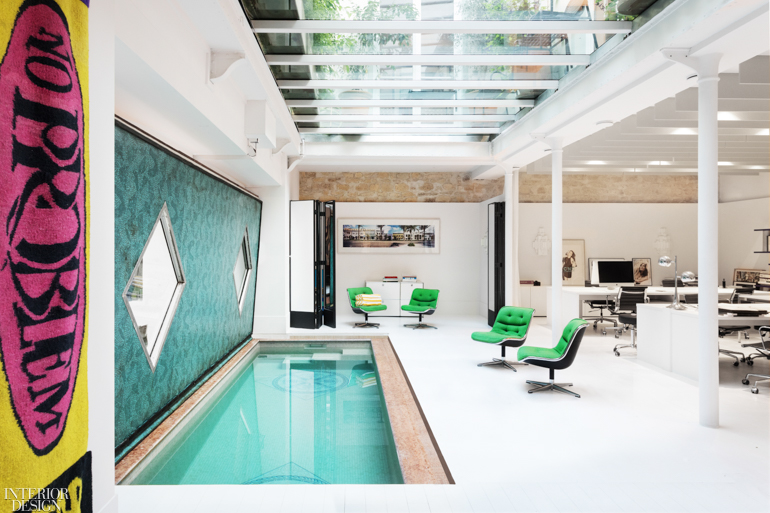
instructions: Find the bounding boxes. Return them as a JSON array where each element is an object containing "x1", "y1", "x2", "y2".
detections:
[
  {"x1": 299, "y1": 172, "x2": 698, "y2": 203},
  {"x1": 299, "y1": 172, "x2": 505, "y2": 202},
  {"x1": 519, "y1": 173, "x2": 698, "y2": 203}
]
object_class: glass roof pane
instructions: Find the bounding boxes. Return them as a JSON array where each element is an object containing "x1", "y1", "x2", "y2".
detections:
[
  {"x1": 242, "y1": 0, "x2": 635, "y2": 22},
  {"x1": 270, "y1": 64, "x2": 567, "y2": 80},
  {"x1": 296, "y1": 121, "x2": 506, "y2": 127},
  {"x1": 290, "y1": 106, "x2": 522, "y2": 114},
  {"x1": 257, "y1": 32, "x2": 602, "y2": 55},
  {"x1": 281, "y1": 88, "x2": 543, "y2": 99}
]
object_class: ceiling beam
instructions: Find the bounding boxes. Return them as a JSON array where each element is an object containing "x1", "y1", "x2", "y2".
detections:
[
  {"x1": 265, "y1": 54, "x2": 591, "y2": 67},
  {"x1": 299, "y1": 127, "x2": 501, "y2": 134},
  {"x1": 252, "y1": 20, "x2": 633, "y2": 35},
  {"x1": 285, "y1": 99, "x2": 534, "y2": 107},
  {"x1": 277, "y1": 79, "x2": 558, "y2": 89},
  {"x1": 293, "y1": 114, "x2": 516, "y2": 122}
]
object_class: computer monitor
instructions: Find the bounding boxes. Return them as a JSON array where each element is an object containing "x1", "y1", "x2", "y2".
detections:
[
  {"x1": 590, "y1": 258, "x2": 625, "y2": 285},
  {"x1": 597, "y1": 260, "x2": 635, "y2": 287}
]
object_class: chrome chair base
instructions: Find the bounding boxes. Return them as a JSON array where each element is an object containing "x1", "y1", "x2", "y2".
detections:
[
  {"x1": 404, "y1": 322, "x2": 437, "y2": 329},
  {"x1": 477, "y1": 358, "x2": 528, "y2": 372},
  {"x1": 354, "y1": 322, "x2": 380, "y2": 328},
  {"x1": 613, "y1": 325, "x2": 637, "y2": 356},
  {"x1": 742, "y1": 373, "x2": 770, "y2": 394},
  {"x1": 526, "y1": 379, "x2": 580, "y2": 398},
  {"x1": 745, "y1": 350, "x2": 769, "y2": 366},
  {"x1": 719, "y1": 348, "x2": 745, "y2": 366}
]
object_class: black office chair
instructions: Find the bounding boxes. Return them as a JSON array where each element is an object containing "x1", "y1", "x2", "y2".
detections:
[
  {"x1": 584, "y1": 296, "x2": 617, "y2": 332},
  {"x1": 608, "y1": 288, "x2": 646, "y2": 356},
  {"x1": 742, "y1": 327, "x2": 769, "y2": 394},
  {"x1": 661, "y1": 278, "x2": 684, "y2": 287},
  {"x1": 686, "y1": 292, "x2": 748, "y2": 365}
]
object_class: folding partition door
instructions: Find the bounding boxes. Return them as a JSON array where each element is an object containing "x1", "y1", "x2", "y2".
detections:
[{"x1": 290, "y1": 200, "x2": 336, "y2": 329}]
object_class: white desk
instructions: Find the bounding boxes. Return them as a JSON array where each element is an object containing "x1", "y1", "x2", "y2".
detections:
[
  {"x1": 637, "y1": 303, "x2": 770, "y2": 381},
  {"x1": 740, "y1": 291, "x2": 770, "y2": 303},
  {"x1": 546, "y1": 286, "x2": 735, "y2": 328}
]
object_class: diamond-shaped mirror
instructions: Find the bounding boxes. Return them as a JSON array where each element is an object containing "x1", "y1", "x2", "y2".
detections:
[
  {"x1": 122, "y1": 203, "x2": 185, "y2": 372},
  {"x1": 233, "y1": 227, "x2": 253, "y2": 314}
]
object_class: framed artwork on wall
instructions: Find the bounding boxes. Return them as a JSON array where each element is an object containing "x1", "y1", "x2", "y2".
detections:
[
  {"x1": 338, "y1": 218, "x2": 440, "y2": 254},
  {"x1": 632, "y1": 258, "x2": 653, "y2": 286},
  {"x1": 561, "y1": 239, "x2": 586, "y2": 286},
  {"x1": 733, "y1": 268, "x2": 763, "y2": 285}
]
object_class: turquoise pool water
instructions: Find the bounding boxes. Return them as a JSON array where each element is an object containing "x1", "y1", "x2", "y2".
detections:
[{"x1": 125, "y1": 342, "x2": 403, "y2": 485}]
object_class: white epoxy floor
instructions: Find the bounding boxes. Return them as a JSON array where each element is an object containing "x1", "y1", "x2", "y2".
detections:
[{"x1": 117, "y1": 313, "x2": 770, "y2": 512}]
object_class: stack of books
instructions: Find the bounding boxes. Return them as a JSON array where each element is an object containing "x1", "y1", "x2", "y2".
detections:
[
  {"x1": 357, "y1": 372, "x2": 377, "y2": 388},
  {"x1": 402, "y1": 276, "x2": 417, "y2": 282},
  {"x1": 383, "y1": 276, "x2": 399, "y2": 282},
  {"x1": 520, "y1": 280, "x2": 534, "y2": 285}
]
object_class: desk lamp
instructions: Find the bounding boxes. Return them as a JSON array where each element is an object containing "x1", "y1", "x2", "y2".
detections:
[{"x1": 658, "y1": 255, "x2": 688, "y2": 310}]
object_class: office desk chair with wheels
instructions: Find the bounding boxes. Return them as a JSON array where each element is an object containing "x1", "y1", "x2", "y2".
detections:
[
  {"x1": 348, "y1": 287, "x2": 387, "y2": 328},
  {"x1": 685, "y1": 292, "x2": 747, "y2": 365},
  {"x1": 584, "y1": 295, "x2": 617, "y2": 332},
  {"x1": 401, "y1": 288, "x2": 439, "y2": 329},
  {"x1": 742, "y1": 326, "x2": 769, "y2": 394},
  {"x1": 472, "y1": 306, "x2": 534, "y2": 372},
  {"x1": 518, "y1": 319, "x2": 588, "y2": 398},
  {"x1": 605, "y1": 288, "x2": 645, "y2": 356}
]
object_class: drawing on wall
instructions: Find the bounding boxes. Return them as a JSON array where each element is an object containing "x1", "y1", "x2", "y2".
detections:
[
  {"x1": 338, "y1": 219, "x2": 440, "y2": 254},
  {"x1": 633, "y1": 258, "x2": 653, "y2": 286},
  {"x1": 561, "y1": 240, "x2": 586, "y2": 286},
  {"x1": 0, "y1": 0, "x2": 91, "y2": 504}
]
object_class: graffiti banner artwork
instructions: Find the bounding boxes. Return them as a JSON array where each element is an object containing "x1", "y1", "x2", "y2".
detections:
[{"x1": 0, "y1": 0, "x2": 89, "y2": 509}]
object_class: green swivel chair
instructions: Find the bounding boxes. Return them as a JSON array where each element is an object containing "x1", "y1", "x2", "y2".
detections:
[
  {"x1": 472, "y1": 307, "x2": 534, "y2": 372},
  {"x1": 517, "y1": 318, "x2": 588, "y2": 398},
  {"x1": 348, "y1": 287, "x2": 387, "y2": 328},
  {"x1": 401, "y1": 288, "x2": 439, "y2": 329}
]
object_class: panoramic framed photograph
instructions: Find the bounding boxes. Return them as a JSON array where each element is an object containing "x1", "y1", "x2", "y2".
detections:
[
  {"x1": 561, "y1": 239, "x2": 586, "y2": 286},
  {"x1": 338, "y1": 218, "x2": 440, "y2": 254},
  {"x1": 733, "y1": 268, "x2": 763, "y2": 285},
  {"x1": 632, "y1": 258, "x2": 653, "y2": 286}
]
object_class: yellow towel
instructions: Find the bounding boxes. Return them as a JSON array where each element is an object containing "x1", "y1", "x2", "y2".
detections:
[{"x1": 355, "y1": 294, "x2": 382, "y2": 306}]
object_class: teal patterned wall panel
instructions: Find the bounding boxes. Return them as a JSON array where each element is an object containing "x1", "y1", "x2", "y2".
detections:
[{"x1": 114, "y1": 126, "x2": 262, "y2": 446}]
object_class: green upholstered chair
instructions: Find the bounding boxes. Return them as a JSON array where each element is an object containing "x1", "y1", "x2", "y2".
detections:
[
  {"x1": 472, "y1": 307, "x2": 534, "y2": 372},
  {"x1": 348, "y1": 287, "x2": 387, "y2": 328},
  {"x1": 401, "y1": 288, "x2": 439, "y2": 329},
  {"x1": 518, "y1": 318, "x2": 589, "y2": 398}
]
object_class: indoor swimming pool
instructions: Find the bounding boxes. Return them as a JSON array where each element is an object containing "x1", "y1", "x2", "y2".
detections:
[{"x1": 120, "y1": 341, "x2": 403, "y2": 485}]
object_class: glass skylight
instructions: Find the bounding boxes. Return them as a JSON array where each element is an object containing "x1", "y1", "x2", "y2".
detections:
[{"x1": 242, "y1": 0, "x2": 638, "y2": 139}]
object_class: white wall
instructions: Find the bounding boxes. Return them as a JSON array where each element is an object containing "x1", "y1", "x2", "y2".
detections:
[
  {"x1": 518, "y1": 203, "x2": 700, "y2": 286},
  {"x1": 251, "y1": 177, "x2": 291, "y2": 334},
  {"x1": 719, "y1": 174, "x2": 770, "y2": 203},
  {"x1": 336, "y1": 203, "x2": 481, "y2": 316},
  {"x1": 89, "y1": 1, "x2": 117, "y2": 511},
  {"x1": 718, "y1": 197, "x2": 770, "y2": 284}
]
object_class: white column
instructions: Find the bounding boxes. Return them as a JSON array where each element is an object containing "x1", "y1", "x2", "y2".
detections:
[
  {"x1": 697, "y1": 54, "x2": 721, "y2": 428},
  {"x1": 503, "y1": 165, "x2": 521, "y2": 306},
  {"x1": 512, "y1": 167, "x2": 521, "y2": 306},
  {"x1": 550, "y1": 138, "x2": 564, "y2": 346},
  {"x1": 89, "y1": 0, "x2": 118, "y2": 511},
  {"x1": 661, "y1": 48, "x2": 722, "y2": 427}
]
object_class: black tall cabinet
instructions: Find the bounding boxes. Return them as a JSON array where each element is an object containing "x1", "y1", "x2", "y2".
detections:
[
  {"x1": 290, "y1": 200, "x2": 336, "y2": 329},
  {"x1": 488, "y1": 202, "x2": 505, "y2": 326}
]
